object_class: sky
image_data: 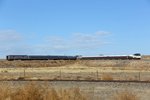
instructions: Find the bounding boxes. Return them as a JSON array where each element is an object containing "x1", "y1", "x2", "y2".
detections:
[{"x1": 0, "y1": 0, "x2": 150, "y2": 58}]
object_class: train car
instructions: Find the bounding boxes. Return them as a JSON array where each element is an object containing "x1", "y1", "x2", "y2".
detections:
[
  {"x1": 28, "y1": 55, "x2": 77, "y2": 60},
  {"x1": 28, "y1": 55, "x2": 51, "y2": 60},
  {"x1": 80, "y1": 53, "x2": 141, "y2": 60},
  {"x1": 80, "y1": 56, "x2": 128, "y2": 60},
  {"x1": 6, "y1": 55, "x2": 28, "y2": 61},
  {"x1": 6, "y1": 55, "x2": 77, "y2": 61}
]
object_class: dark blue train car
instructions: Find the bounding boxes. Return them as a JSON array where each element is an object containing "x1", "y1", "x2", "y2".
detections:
[
  {"x1": 6, "y1": 55, "x2": 77, "y2": 61},
  {"x1": 6, "y1": 55, "x2": 28, "y2": 61}
]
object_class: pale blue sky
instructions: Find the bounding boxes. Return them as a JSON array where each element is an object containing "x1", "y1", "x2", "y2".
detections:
[{"x1": 0, "y1": 0, "x2": 150, "y2": 58}]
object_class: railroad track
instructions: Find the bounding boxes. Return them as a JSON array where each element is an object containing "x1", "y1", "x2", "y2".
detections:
[{"x1": 0, "y1": 79, "x2": 149, "y2": 83}]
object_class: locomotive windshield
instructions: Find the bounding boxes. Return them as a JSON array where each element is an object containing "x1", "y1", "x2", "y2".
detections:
[{"x1": 134, "y1": 53, "x2": 141, "y2": 56}]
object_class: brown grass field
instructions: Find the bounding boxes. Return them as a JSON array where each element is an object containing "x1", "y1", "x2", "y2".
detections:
[
  {"x1": 0, "y1": 59, "x2": 150, "y2": 81},
  {"x1": 0, "y1": 57, "x2": 150, "y2": 100},
  {"x1": 0, "y1": 82, "x2": 86, "y2": 100},
  {"x1": 0, "y1": 82, "x2": 141, "y2": 100}
]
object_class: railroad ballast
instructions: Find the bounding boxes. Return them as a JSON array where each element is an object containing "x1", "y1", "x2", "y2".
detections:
[{"x1": 6, "y1": 53, "x2": 141, "y2": 61}]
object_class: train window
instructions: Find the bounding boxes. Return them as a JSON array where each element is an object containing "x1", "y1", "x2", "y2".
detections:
[{"x1": 134, "y1": 53, "x2": 141, "y2": 56}]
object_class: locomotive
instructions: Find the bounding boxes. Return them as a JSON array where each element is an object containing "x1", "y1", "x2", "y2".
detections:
[{"x1": 6, "y1": 53, "x2": 141, "y2": 61}]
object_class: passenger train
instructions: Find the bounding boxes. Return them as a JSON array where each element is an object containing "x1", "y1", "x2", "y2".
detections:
[{"x1": 6, "y1": 53, "x2": 141, "y2": 61}]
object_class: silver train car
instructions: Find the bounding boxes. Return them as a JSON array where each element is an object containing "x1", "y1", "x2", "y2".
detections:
[{"x1": 79, "y1": 53, "x2": 141, "y2": 60}]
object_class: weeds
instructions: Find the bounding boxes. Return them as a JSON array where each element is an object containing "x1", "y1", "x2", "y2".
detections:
[
  {"x1": 113, "y1": 90, "x2": 139, "y2": 100},
  {"x1": 0, "y1": 60, "x2": 77, "y2": 68},
  {"x1": 0, "y1": 85, "x2": 11, "y2": 100},
  {"x1": 0, "y1": 82, "x2": 143, "y2": 100},
  {"x1": 0, "y1": 82, "x2": 86, "y2": 100}
]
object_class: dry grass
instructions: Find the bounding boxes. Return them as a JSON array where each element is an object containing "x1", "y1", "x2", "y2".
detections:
[
  {"x1": 0, "y1": 82, "x2": 144, "y2": 100},
  {"x1": 0, "y1": 59, "x2": 150, "y2": 82},
  {"x1": 0, "y1": 59, "x2": 150, "y2": 70},
  {"x1": 0, "y1": 85, "x2": 11, "y2": 100},
  {"x1": 142, "y1": 55, "x2": 150, "y2": 60},
  {"x1": 77, "y1": 60, "x2": 150, "y2": 71},
  {"x1": 113, "y1": 90, "x2": 139, "y2": 100},
  {"x1": 0, "y1": 60, "x2": 77, "y2": 67},
  {"x1": 101, "y1": 74, "x2": 113, "y2": 80},
  {"x1": 0, "y1": 82, "x2": 86, "y2": 100}
]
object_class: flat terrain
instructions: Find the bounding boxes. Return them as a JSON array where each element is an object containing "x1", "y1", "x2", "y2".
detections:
[
  {"x1": 0, "y1": 57, "x2": 150, "y2": 100},
  {"x1": 0, "y1": 60, "x2": 150, "y2": 81},
  {"x1": 0, "y1": 81, "x2": 150, "y2": 100}
]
